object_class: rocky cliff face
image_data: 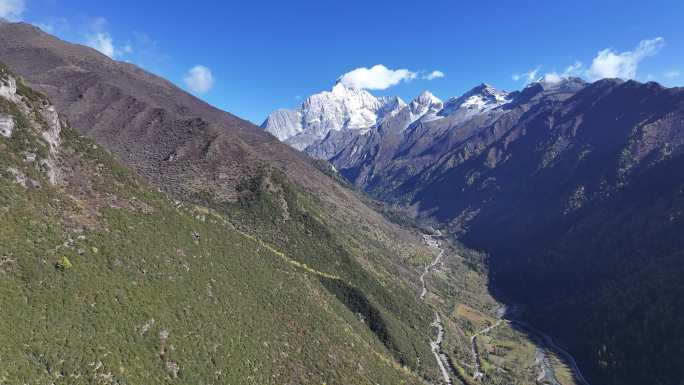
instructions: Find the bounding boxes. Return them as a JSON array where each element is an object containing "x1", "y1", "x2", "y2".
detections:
[{"x1": 0, "y1": 64, "x2": 63, "y2": 185}]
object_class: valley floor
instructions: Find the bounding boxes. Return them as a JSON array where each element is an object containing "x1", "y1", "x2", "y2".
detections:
[{"x1": 416, "y1": 230, "x2": 585, "y2": 385}]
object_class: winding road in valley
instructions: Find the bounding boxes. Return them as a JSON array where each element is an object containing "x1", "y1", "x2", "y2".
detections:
[
  {"x1": 419, "y1": 232, "x2": 453, "y2": 385},
  {"x1": 421, "y1": 231, "x2": 508, "y2": 383},
  {"x1": 419, "y1": 234, "x2": 444, "y2": 301}
]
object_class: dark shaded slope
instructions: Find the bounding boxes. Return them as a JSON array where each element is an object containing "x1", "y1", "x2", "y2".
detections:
[
  {"x1": 417, "y1": 80, "x2": 684, "y2": 385},
  {"x1": 526, "y1": 150, "x2": 684, "y2": 385},
  {"x1": 327, "y1": 77, "x2": 684, "y2": 385}
]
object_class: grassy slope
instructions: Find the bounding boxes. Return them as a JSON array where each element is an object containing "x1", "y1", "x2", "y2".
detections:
[
  {"x1": 215, "y1": 167, "x2": 437, "y2": 374},
  {"x1": 0, "y1": 71, "x2": 427, "y2": 384}
]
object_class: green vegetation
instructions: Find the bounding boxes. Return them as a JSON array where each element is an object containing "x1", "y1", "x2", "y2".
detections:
[
  {"x1": 205, "y1": 164, "x2": 438, "y2": 378},
  {"x1": 0, "y1": 71, "x2": 429, "y2": 384},
  {"x1": 2, "y1": 62, "x2": 579, "y2": 385},
  {"x1": 477, "y1": 325, "x2": 538, "y2": 384},
  {"x1": 56, "y1": 256, "x2": 73, "y2": 270}
]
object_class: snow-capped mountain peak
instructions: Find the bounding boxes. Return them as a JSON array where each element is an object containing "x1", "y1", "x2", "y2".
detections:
[
  {"x1": 407, "y1": 90, "x2": 443, "y2": 121},
  {"x1": 440, "y1": 83, "x2": 511, "y2": 116},
  {"x1": 262, "y1": 82, "x2": 399, "y2": 150},
  {"x1": 261, "y1": 108, "x2": 303, "y2": 141},
  {"x1": 377, "y1": 96, "x2": 408, "y2": 120},
  {"x1": 413, "y1": 90, "x2": 442, "y2": 106},
  {"x1": 330, "y1": 81, "x2": 349, "y2": 95}
]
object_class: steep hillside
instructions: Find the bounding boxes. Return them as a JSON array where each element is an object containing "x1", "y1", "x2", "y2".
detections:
[
  {"x1": 0, "y1": 22, "x2": 421, "y2": 263},
  {"x1": 0, "y1": 65, "x2": 433, "y2": 384},
  {"x1": 443, "y1": 79, "x2": 684, "y2": 385},
  {"x1": 0, "y1": 23, "x2": 455, "y2": 384}
]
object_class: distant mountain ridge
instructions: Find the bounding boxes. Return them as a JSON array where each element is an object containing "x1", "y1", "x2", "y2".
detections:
[
  {"x1": 262, "y1": 80, "x2": 534, "y2": 164},
  {"x1": 262, "y1": 80, "x2": 523, "y2": 165}
]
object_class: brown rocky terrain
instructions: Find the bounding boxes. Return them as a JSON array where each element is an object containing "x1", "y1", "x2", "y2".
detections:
[{"x1": 0, "y1": 22, "x2": 417, "y2": 245}]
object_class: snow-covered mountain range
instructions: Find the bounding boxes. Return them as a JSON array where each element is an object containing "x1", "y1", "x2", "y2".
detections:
[
  {"x1": 261, "y1": 77, "x2": 594, "y2": 194},
  {"x1": 261, "y1": 81, "x2": 514, "y2": 154},
  {"x1": 261, "y1": 82, "x2": 401, "y2": 150}
]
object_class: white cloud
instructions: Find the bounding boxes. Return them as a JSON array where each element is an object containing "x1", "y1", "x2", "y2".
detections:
[
  {"x1": 512, "y1": 67, "x2": 540, "y2": 83},
  {"x1": 424, "y1": 70, "x2": 445, "y2": 80},
  {"x1": 664, "y1": 70, "x2": 680, "y2": 79},
  {"x1": 542, "y1": 72, "x2": 563, "y2": 84},
  {"x1": 338, "y1": 64, "x2": 417, "y2": 90},
  {"x1": 516, "y1": 37, "x2": 666, "y2": 86},
  {"x1": 0, "y1": 0, "x2": 25, "y2": 21},
  {"x1": 542, "y1": 61, "x2": 584, "y2": 84},
  {"x1": 83, "y1": 17, "x2": 133, "y2": 59},
  {"x1": 586, "y1": 37, "x2": 665, "y2": 80},
  {"x1": 183, "y1": 65, "x2": 214, "y2": 94},
  {"x1": 86, "y1": 31, "x2": 115, "y2": 57},
  {"x1": 564, "y1": 61, "x2": 583, "y2": 76}
]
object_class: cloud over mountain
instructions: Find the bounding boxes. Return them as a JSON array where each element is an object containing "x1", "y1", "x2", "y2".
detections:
[
  {"x1": 0, "y1": 0, "x2": 25, "y2": 20},
  {"x1": 338, "y1": 64, "x2": 416, "y2": 90},
  {"x1": 424, "y1": 70, "x2": 445, "y2": 80},
  {"x1": 183, "y1": 65, "x2": 214, "y2": 94},
  {"x1": 587, "y1": 37, "x2": 665, "y2": 80}
]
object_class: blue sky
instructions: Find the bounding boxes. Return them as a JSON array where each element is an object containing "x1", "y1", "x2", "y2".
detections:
[{"x1": 4, "y1": 0, "x2": 683, "y2": 123}]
